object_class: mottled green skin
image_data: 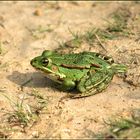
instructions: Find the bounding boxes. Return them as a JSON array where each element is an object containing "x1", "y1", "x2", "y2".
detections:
[{"x1": 31, "y1": 50, "x2": 127, "y2": 98}]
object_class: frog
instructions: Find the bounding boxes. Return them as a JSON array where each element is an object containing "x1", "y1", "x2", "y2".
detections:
[{"x1": 30, "y1": 50, "x2": 127, "y2": 98}]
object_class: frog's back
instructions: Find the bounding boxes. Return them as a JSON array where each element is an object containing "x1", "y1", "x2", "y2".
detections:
[
  {"x1": 64, "y1": 51, "x2": 114, "y2": 64},
  {"x1": 48, "y1": 51, "x2": 113, "y2": 69},
  {"x1": 51, "y1": 52, "x2": 95, "y2": 68}
]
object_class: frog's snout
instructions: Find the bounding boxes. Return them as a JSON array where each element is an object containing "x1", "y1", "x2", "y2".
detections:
[
  {"x1": 30, "y1": 57, "x2": 39, "y2": 67},
  {"x1": 30, "y1": 58, "x2": 35, "y2": 66}
]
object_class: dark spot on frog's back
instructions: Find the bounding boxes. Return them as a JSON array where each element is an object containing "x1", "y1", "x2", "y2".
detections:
[
  {"x1": 98, "y1": 53, "x2": 114, "y2": 64},
  {"x1": 103, "y1": 56, "x2": 114, "y2": 62},
  {"x1": 94, "y1": 52, "x2": 112, "y2": 61},
  {"x1": 105, "y1": 57, "x2": 114, "y2": 64},
  {"x1": 95, "y1": 53, "x2": 100, "y2": 57}
]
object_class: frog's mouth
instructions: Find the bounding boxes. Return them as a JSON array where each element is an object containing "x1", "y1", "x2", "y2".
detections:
[
  {"x1": 35, "y1": 66, "x2": 65, "y2": 84},
  {"x1": 31, "y1": 57, "x2": 66, "y2": 83}
]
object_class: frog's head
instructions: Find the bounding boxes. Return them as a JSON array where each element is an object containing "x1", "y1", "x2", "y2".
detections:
[
  {"x1": 31, "y1": 50, "x2": 54, "y2": 73},
  {"x1": 31, "y1": 50, "x2": 66, "y2": 80}
]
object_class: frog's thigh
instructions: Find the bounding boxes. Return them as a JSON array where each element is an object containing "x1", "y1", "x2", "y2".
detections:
[
  {"x1": 75, "y1": 70, "x2": 113, "y2": 98},
  {"x1": 76, "y1": 74, "x2": 89, "y2": 92},
  {"x1": 77, "y1": 71, "x2": 101, "y2": 93},
  {"x1": 61, "y1": 78, "x2": 76, "y2": 91}
]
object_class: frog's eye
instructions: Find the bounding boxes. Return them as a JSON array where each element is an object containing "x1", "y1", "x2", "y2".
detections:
[{"x1": 42, "y1": 58, "x2": 49, "y2": 66}]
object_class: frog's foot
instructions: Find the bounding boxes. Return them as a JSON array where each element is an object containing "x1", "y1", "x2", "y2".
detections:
[
  {"x1": 58, "y1": 78, "x2": 76, "y2": 91},
  {"x1": 72, "y1": 70, "x2": 114, "y2": 98}
]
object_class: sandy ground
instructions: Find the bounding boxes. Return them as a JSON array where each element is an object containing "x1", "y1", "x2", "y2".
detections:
[{"x1": 0, "y1": 1, "x2": 140, "y2": 138}]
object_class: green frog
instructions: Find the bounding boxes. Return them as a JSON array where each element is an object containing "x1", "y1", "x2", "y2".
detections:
[{"x1": 30, "y1": 50, "x2": 127, "y2": 98}]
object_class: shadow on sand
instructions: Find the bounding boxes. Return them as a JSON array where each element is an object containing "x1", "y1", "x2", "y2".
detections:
[
  {"x1": 7, "y1": 71, "x2": 83, "y2": 95},
  {"x1": 7, "y1": 71, "x2": 57, "y2": 89}
]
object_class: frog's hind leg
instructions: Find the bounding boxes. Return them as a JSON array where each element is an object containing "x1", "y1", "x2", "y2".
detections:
[{"x1": 71, "y1": 70, "x2": 114, "y2": 98}]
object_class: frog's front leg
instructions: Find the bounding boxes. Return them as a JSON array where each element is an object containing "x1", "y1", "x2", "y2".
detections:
[
  {"x1": 59, "y1": 78, "x2": 76, "y2": 91},
  {"x1": 72, "y1": 69, "x2": 114, "y2": 98}
]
